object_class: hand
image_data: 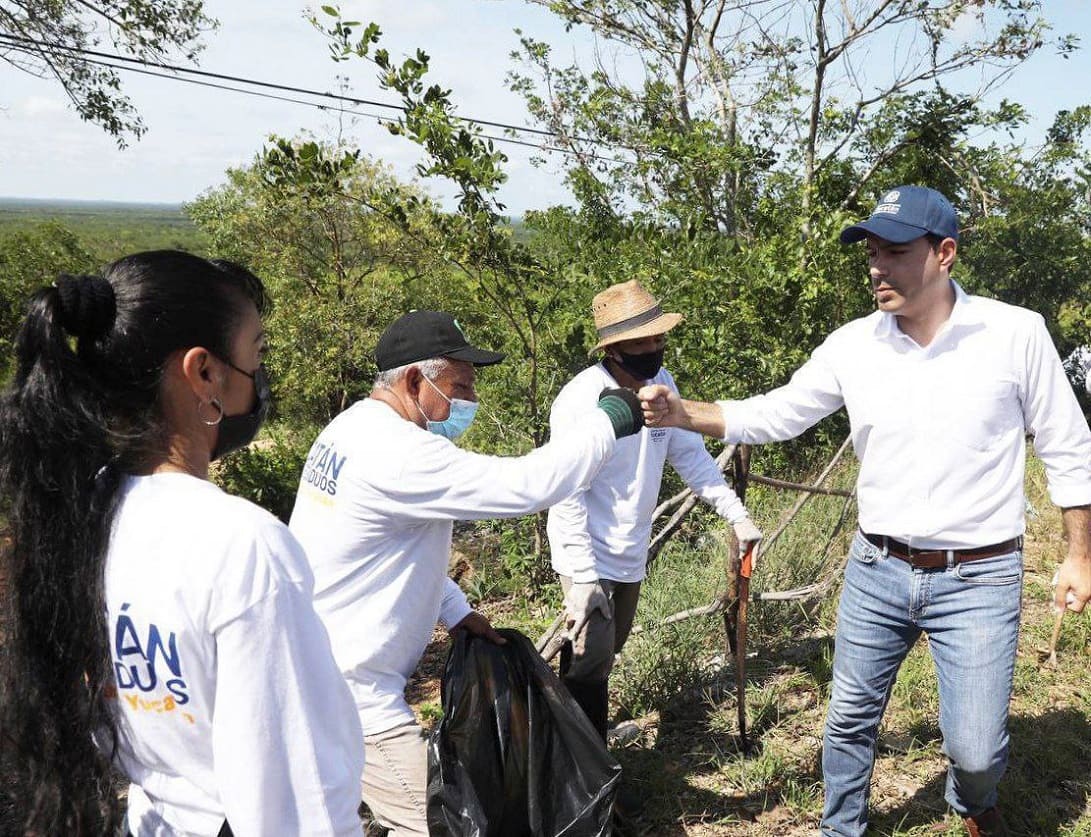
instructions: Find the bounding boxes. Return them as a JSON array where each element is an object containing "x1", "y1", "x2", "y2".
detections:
[
  {"x1": 1053, "y1": 555, "x2": 1091, "y2": 615},
  {"x1": 563, "y1": 580, "x2": 612, "y2": 640},
  {"x1": 449, "y1": 611, "x2": 507, "y2": 645},
  {"x1": 733, "y1": 517, "x2": 763, "y2": 563},
  {"x1": 597, "y1": 387, "x2": 644, "y2": 438},
  {"x1": 638, "y1": 384, "x2": 682, "y2": 428}
]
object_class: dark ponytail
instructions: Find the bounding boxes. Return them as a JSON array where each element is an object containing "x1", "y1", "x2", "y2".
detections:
[{"x1": 0, "y1": 251, "x2": 268, "y2": 834}]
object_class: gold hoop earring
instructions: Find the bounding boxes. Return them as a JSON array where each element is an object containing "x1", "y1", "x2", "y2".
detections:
[{"x1": 198, "y1": 398, "x2": 224, "y2": 427}]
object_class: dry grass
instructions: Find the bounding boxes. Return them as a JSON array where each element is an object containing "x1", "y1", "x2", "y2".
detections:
[{"x1": 422, "y1": 453, "x2": 1091, "y2": 836}]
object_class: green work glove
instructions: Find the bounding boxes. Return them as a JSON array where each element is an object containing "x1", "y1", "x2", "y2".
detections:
[{"x1": 597, "y1": 387, "x2": 644, "y2": 438}]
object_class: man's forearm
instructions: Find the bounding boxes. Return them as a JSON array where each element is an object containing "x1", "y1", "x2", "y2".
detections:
[
  {"x1": 677, "y1": 399, "x2": 727, "y2": 438},
  {"x1": 1062, "y1": 505, "x2": 1091, "y2": 558}
]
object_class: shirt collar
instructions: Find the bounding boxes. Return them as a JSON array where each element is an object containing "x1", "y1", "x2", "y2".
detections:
[{"x1": 874, "y1": 279, "x2": 978, "y2": 342}]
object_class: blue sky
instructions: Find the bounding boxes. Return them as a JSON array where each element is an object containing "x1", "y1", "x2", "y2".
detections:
[{"x1": 1, "y1": 0, "x2": 1089, "y2": 213}]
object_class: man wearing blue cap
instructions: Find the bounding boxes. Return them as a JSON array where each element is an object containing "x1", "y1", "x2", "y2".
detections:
[{"x1": 637, "y1": 186, "x2": 1091, "y2": 836}]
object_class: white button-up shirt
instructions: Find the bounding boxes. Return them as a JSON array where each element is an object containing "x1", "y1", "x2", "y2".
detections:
[{"x1": 718, "y1": 283, "x2": 1091, "y2": 549}]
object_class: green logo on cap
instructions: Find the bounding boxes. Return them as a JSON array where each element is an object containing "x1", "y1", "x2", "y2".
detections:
[{"x1": 453, "y1": 318, "x2": 467, "y2": 339}]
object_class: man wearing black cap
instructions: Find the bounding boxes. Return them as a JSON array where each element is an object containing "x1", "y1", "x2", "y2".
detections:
[
  {"x1": 638, "y1": 186, "x2": 1091, "y2": 836},
  {"x1": 289, "y1": 310, "x2": 644, "y2": 836}
]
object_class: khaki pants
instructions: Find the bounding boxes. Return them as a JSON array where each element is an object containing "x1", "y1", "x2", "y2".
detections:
[
  {"x1": 559, "y1": 576, "x2": 642, "y2": 683},
  {"x1": 362, "y1": 722, "x2": 430, "y2": 837}
]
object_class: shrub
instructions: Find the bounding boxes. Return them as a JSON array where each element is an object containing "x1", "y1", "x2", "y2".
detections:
[{"x1": 212, "y1": 424, "x2": 315, "y2": 522}]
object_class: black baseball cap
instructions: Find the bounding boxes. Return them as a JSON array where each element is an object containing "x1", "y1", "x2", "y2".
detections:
[
  {"x1": 840, "y1": 185, "x2": 959, "y2": 244},
  {"x1": 374, "y1": 310, "x2": 505, "y2": 371}
]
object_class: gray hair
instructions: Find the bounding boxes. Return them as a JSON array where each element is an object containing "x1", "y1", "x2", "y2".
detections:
[{"x1": 374, "y1": 357, "x2": 450, "y2": 389}]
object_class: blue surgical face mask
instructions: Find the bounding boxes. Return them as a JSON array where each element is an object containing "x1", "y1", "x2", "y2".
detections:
[{"x1": 417, "y1": 375, "x2": 479, "y2": 440}]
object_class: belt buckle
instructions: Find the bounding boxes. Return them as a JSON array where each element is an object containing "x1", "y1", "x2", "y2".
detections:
[{"x1": 906, "y1": 544, "x2": 947, "y2": 569}]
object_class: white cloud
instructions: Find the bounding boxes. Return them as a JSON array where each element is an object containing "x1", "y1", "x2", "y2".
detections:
[
  {"x1": 947, "y1": 8, "x2": 984, "y2": 47},
  {"x1": 17, "y1": 96, "x2": 68, "y2": 116}
]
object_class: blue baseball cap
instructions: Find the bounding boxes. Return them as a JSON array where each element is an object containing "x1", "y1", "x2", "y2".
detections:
[{"x1": 840, "y1": 185, "x2": 958, "y2": 244}]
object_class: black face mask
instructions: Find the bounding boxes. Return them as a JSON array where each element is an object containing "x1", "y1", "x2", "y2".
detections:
[
  {"x1": 212, "y1": 363, "x2": 271, "y2": 461},
  {"x1": 612, "y1": 347, "x2": 665, "y2": 381}
]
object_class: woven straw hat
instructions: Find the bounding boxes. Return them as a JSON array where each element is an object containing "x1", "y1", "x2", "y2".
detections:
[{"x1": 589, "y1": 279, "x2": 682, "y2": 355}]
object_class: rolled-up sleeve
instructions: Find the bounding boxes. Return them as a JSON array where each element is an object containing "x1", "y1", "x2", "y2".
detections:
[{"x1": 718, "y1": 341, "x2": 845, "y2": 445}]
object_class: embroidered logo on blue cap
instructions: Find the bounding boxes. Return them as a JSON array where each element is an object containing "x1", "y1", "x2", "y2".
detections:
[
  {"x1": 839, "y1": 185, "x2": 958, "y2": 245},
  {"x1": 873, "y1": 190, "x2": 904, "y2": 217}
]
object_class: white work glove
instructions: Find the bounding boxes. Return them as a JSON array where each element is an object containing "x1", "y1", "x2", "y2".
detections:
[
  {"x1": 563, "y1": 580, "x2": 612, "y2": 641},
  {"x1": 732, "y1": 517, "x2": 763, "y2": 563}
]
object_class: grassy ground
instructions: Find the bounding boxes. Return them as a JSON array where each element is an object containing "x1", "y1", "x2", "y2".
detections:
[{"x1": 416, "y1": 453, "x2": 1090, "y2": 836}]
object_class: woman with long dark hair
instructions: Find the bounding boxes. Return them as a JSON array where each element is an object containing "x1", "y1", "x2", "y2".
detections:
[{"x1": 0, "y1": 251, "x2": 364, "y2": 835}]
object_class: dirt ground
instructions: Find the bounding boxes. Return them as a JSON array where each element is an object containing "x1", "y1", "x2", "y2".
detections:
[{"x1": 395, "y1": 570, "x2": 1090, "y2": 837}]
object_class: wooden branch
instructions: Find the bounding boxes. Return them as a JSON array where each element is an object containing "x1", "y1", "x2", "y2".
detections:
[
  {"x1": 755, "y1": 486, "x2": 857, "y2": 603},
  {"x1": 634, "y1": 484, "x2": 856, "y2": 629},
  {"x1": 746, "y1": 473, "x2": 853, "y2": 497},
  {"x1": 536, "y1": 612, "x2": 567, "y2": 663},
  {"x1": 646, "y1": 445, "x2": 736, "y2": 564},
  {"x1": 536, "y1": 438, "x2": 854, "y2": 661},
  {"x1": 651, "y1": 485, "x2": 692, "y2": 520},
  {"x1": 760, "y1": 435, "x2": 852, "y2": 556},
  {"x1": 628, "y1": 595, "x2": 728, "y2": 637}
]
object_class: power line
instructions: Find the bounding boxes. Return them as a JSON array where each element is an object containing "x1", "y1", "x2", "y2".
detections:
[
  {"x1": 0, "y1": 30, "x2": 635, "y2": 160},
  {"x1": 27, "y1": 50, "x2": 622, "y2": 164}
]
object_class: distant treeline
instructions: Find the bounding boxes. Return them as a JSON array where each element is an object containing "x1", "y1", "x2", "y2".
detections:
[{"x1": 0, "y1": 199, "x2": 206, "y2": 263}]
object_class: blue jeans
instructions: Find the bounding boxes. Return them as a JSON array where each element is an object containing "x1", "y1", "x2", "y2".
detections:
[{"x1": 820, "y1": 531, "x2": 1023, "y2": 836}]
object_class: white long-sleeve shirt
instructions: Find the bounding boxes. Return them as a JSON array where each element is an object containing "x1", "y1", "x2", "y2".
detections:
[
  {"x1": 548, "y1": 364, "x2": 749, "y2": 583},
  {"x1": 289, "y1": 398, "x2": 617, "y2": 736},
  {"x1": 718, "y1": 283, "x2": 1091, "y2": 549},
  {"x1": 105, "y1": 473, "x2": 364, "y2": 837}
]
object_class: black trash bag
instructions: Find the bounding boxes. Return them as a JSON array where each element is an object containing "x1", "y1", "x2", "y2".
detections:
[{"x1": 426, "y1": 628, "x2": 621, "y2": 837}]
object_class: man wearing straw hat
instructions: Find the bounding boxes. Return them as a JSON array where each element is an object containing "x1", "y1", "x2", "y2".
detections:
[{"x1": 548, "y1": 279, "x2": 763, "y2": 744}]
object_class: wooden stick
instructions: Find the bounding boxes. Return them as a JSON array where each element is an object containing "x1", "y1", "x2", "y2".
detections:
[
  {"x1": 536, "y1": 612, "x2": 567, "y2": 663},
  {"x1": 760, "y1": 435, "x2": 853, "y2": 556},
  {"x1": 746, "y1": 473, "x2": 854, "y2": 497},
  {"x1": 1047, "y1": 610, "x2": 1064, "y2": 668}
]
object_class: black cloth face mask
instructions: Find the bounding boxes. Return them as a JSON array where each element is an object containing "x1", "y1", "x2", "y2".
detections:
[
  {"x1": 612, "y1": 347, "x2": 665, "y2": 381},
  {"x1": 212, "y1": 362, "x2": 271, "y2": 461}
]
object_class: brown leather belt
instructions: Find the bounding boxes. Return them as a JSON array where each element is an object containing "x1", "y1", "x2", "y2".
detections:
[{"x1": 861, "y1": 531, "x2": 1023, "y2": 569}]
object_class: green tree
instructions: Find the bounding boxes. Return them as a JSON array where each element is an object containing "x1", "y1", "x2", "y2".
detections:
[
  {"x1": 0, "y1": 223, "x2": 98, "y2": 384},
  {"x1": 508, "y1": 2, "x2": 1091, "y2": 408},
  {"x1": 844, "y1": 94, "x2": 1091, "y2": 357},
  {"x1": 0, "y1": 0, "x2": 213, "y2": 143},
  {"x1": 312, "y1": 13, "x2": 600, "y2": 451},
  {"x1": 187, "y1": 137, "x2": 438, "y2": 426},
  {"x1": 507, "y1": 0, "x2": 1073, "y2": 239}
]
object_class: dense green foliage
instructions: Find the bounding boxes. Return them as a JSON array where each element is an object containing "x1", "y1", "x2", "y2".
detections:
[
  {"x1": 0, "y1": 221, "x2": 99, "y2": 383},
  {"x1": 212, "y1": 427, "x2": 317, "y2": 524},
  {"x1": 0, "y1": 201, "x2": 207, "y2": 261}
]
